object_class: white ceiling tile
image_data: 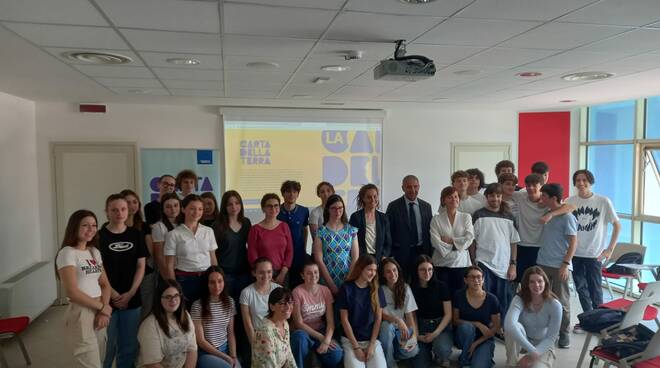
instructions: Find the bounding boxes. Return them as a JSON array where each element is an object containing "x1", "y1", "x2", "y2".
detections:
[
  {"x1": 226, "y1": 70, "x2": 291, "y2": 84},
  {"x1": 0, "y1": 0, "x2": 107, "y2": 26},
  {"x1": 95, "y1": 78, "x2": 162, "y2": 87},
  {"x1": 96, "y1": 0, "x2": 219, "y2": 33},
  {"x1": 313, "y1": 41, "x2": 394, "y2": 60},
  {"x1": 223, "y1": 55, "x2": 301, "y2": 73},
  {"x1": 521, "y1": 78, "x2": 586, "y2": 91},
  {"x1": 139, "y1": 52, "x2": 221, "y2": 69},
  {"x1": 43, "y1": 47, "x2": 143, "y2": 66},
  {"x1": 350, "y1": 70, "x2": 421, "y2": 86},
  {"x1": 415, "y1": 18, "x2": 541, "y2": 46},
  {"x1": 506, "y1": 66, "x2": 571, "y2": 78},
  {"x1": 161, "y1": 79, "x2": 222, "y2": 89},
  {"x1": 578, "y1": 29, "x2": 660, "y2": 55},
  {"x1": 281, "y1": 85, "x2": 336, "y2": 98},
  {"x1": 290, "y1": 72, "x2": 361, "y2": 86},
  {"x1": 153, "y1": 68, "x2": 223, "y2": 81},
  {"x1": 299, "y1": 57, "x2": 376, "y2": 79},
  {"x1": 226, "y1": 80, "x2": 284, "y2": 93},
  {"x1": 223, "y1": 35, "x2": 314, "y2": 57},
  {"x1": 231, "y1": 0, "x2": 346, "y2": 10},
  {"x1": 559, "y1": 0, "x2": 660, "y2": 26},
  {"x1": 406, "y1": 44, "x2": 485, "y2": 65},
  {"x1": 73, "y1": 65, "x2": 154, "y2": 78},
  {"x1": 3, "y1": 23, "x2": 127, "y2": 49},
  {"x1": 224, "y1": 3, "x2": 335, "y2": 38},
  {"x1": 327, "y1": 84, "x2": 402, "y2": 99},
  {"x1": 121, "y1": 29, "x2": 221, "y2": 54},
  {"x1": 110, "y1": 87, "x2": 169, "y2": 95},
  {"x1": 458, "y1": 48, "x2": 558, "y2": 67},
  {"x1": 522, "y1": 50, "x2": 629, "y2": 69},
  {"x1": 500, "y1": 22, "x2": 631, "y2": 50},
  {"x1": 587, "y1": 54, "x2": 660, "y2": 74},
  {"x1": 346, "y1": 0, "x2": 473, "y2": 16},
  {"x1": 169, "y1": 89, "x2": 224, "y2": 97},
  {"x1": 459, "y1": 0, "x2": 595, "y2": 21},
  {"x1": 326, "y1": 12, "x2": 442, "y2": 42},
  {"x1": 227, "y1": 89, "x2": 278, "y2": 98},
  {"x1": 435, "y1": 64, "x2": 507, "y2": 81}
]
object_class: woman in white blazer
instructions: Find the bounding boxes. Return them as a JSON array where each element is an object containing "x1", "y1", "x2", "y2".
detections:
[{"x1": 430, "y1": 186, "x2": 475, "y2": 295}]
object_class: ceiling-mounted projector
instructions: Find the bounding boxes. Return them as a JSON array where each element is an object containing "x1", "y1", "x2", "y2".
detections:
[{"x1": 374, "y1": 40, "x2": 436, "y2": 82}]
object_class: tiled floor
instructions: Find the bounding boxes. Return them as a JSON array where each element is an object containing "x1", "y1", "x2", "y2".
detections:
[{"x1": 0, "y1": 290, "x2": 653, "y2": 367}]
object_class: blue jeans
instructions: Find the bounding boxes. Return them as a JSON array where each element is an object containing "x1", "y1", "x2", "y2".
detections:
[
  {"x1": 379, "y1": 322, "x2": 419, "y2": 366},
  {"x1": 291, "y1": 330, "x2": 343, "y2": 368},
  {"x1": 176, "y1": 274, "x2": 205, "y2": 310},
  {"x1": 412, "y1": 318, "x2": 452, "y2": 367},
  {"x1": 103, "y1": 307, "x2": 141, "y2": 368},
  {"x1": 197, "y1": 342, "x2": 233, "y2": 368},
  {"x1": 480, "y1": 263, "x2": 513, "y2": 317},
  {"x1": 454, "y1": 323, "x2": 495, "y2": 368},
  {"x1": 572, "y1": 256, "x2": 603, "y2": 312}
]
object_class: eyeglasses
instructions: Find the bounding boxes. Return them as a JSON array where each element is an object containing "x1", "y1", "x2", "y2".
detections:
[{"x1": 161, "y1": 293, "x2": 181, "y2": 301}]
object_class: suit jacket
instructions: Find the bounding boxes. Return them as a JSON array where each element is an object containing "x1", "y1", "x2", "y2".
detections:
[
  {"x1": 386, "y1": 196, "x2": 433, "y2": 255},
  {"x1": 349, "y1": 209, "x2": 392, "y2": 261}
]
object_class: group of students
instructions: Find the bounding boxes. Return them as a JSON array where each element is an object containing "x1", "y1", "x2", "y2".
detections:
[{"x1": 55, "y1": 160, "x2": 620, "y2": 368}]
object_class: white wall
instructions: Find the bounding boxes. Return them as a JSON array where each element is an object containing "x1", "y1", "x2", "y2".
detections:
[
  {"x1": 381, "y1": 107, "x2": 518, "y2": 210},
  {"x1": 0, "y1": 91, "x2": 40, "y2": 281}
]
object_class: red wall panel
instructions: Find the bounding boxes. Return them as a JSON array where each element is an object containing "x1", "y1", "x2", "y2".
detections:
[{"x1": 518, "y1": 112, "x2": 571, "y2": 198}]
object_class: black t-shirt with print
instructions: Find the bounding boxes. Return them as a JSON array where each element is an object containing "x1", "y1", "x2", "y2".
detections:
[{"x1": 99, "y1": 226, "x2": 149, "y2": 309}]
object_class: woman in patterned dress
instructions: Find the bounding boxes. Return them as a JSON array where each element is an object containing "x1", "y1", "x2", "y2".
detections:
[
  {"x1": 251, "y1": 287, "x2": 297, "y2": 368},
  {"x1": 313, "y1": 194, "x2": 359, "y2": 295}
]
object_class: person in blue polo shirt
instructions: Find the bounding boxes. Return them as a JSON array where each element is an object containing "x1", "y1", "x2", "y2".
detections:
[{"x1": 278, "y1": 180, "x2": 310, "y2": 288}]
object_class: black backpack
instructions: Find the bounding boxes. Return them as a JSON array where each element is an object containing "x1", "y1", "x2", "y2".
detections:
[
  {"x1": 606, "y1": 252, "x2": 644, "y2": 275},
  {"x1": 577, "y1": 308, "x2": 625, "y2": 333},
  {"x1": 589, "y1": 323, "x2": 655, "y2": 366}
]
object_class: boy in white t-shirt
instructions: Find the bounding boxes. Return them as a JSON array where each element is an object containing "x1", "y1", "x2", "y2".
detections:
[{"x1": 566, "y1": 170, "x2": 620, "y2": 332}]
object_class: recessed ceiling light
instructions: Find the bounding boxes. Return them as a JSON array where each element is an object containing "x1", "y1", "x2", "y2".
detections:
[
  {"x1": 321, "y1": 102, "x2": 345, "y2": 106},
  {"x1": 166, "y1": 57, "x2": 200, "y2": 66},
  {"x1": 516, "y1": 71, "x2": 543, "y2": 78},
  {"x1": 560, "y1": 99, "x2": 577, "y2": 103},
  {"x1": 399, "y1": 0, "x2": 437, "y2": 3},
  {"x1": 62, "y1": 51, "x2": 132, "y2": 64},
  {"x1": 127, "y1": 89, "x2": 151, "y2": 94},
  {"x1": 313, "y1": 77, "x2": 331, "y2": 84},
  {"x1": 246, "y1": 61, "x2": 280, "y2": 70},
  {"x1": 561, "y1": 71, "x2": 614, "y2": 81},
  {"x1": 321, "y1": 65, "x2": 351, "y2": 72},
  {"x1": 292, "y1": 94, "x2": 312, "y2": 98},
  {"x1": 453, "y1": 69, "x2": 482, "y2": 76}
]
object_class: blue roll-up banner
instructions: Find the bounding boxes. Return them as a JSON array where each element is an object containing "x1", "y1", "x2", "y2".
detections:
[{"x1": 141, "y1": 149, "x2": 221, "y2": 202}]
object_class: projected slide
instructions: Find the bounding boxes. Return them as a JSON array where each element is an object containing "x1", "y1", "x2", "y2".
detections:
[{"x1": 224, "y1": 121, "x2": 382, "y2": 213}]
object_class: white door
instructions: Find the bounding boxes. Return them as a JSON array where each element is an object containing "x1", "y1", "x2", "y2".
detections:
[{"x1": 52, "y1": 143, "x2": 137, "y2": 301}]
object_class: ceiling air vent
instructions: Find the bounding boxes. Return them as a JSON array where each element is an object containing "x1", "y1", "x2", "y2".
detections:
[{"x1": 61, "y1": 51, "x2": 133, "y2": 65}]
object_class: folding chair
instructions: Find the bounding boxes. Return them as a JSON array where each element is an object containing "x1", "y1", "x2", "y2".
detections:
[
  {"x1": 602, "y1": 243, "x2": 646, "y2": 299},
  {"x1": 576, "y1": 298, "x2": 654, "y2": 368},
  {"x1": 601, "y1": 281, "x2": 660, "y2": 328},
  {"x1": 591, "y1": 330, "x2": 660, "y2": 368},
  {"x1": 0, "y1": 316, "x2": 31, "y2": 368}
]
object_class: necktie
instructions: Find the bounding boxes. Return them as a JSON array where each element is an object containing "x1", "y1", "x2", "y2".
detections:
[{"x1": 409, "y1": 202, "x2": 419, "y2": 246}]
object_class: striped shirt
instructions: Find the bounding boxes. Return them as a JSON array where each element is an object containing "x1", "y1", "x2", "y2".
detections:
[{"x1": 191, "y1": 298, "x2": 236, "y2": 349}]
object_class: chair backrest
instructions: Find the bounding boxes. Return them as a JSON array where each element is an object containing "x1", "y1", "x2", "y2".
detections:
[
  {"x1": 641, "y1": 330, "x2": 660, "y2": 360},
  {"x1": 607, "y1": 243, "x2": 647, "y2": 265},
  {"x1": 620, "y1": 297, "x2": 653, "y2": 329},
  {"x1": 640, "y1": 281, "x2": 660, "y2": 302}
]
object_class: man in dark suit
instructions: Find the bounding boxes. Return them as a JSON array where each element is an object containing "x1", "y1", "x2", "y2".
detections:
[{"x1": 386, "y1": 175, "x2": 433, "y2": 280}]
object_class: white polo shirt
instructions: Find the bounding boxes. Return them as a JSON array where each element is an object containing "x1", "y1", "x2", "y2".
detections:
[{"x1": 164, "y1": 223, "x2": 218, "y2": 272}]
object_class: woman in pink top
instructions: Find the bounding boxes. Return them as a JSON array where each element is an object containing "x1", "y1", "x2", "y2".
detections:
[
  {"x1": 248, "y1": 193, "x2": 293, "y2": 286},
  {"x1": 291, "y1": 259, "x2": 343, "y2": 368}
]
